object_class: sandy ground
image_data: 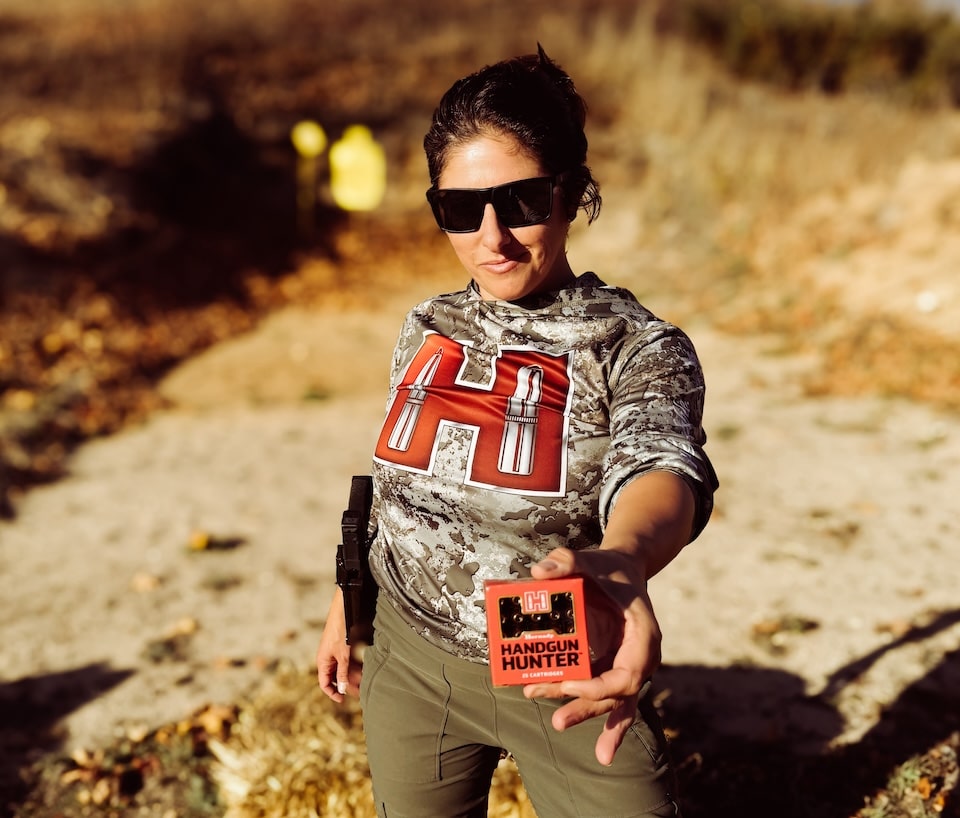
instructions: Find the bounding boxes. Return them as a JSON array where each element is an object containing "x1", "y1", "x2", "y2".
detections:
[
  {"x1": 3, "y1": 155, "x2": 960, "y2": 797},
  {"x1": 3, "y1": 265, "x2": 960, "y2": 764}
]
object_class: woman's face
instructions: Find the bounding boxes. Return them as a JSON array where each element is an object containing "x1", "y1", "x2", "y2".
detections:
[{"x1": 437, "y1": 133, "x2": 574, "y2": 302}]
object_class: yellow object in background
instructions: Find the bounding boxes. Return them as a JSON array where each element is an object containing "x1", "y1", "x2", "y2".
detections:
[
  {"x1": 290, "y1": 120, "x2": 328, "y2": 237},
  {"x1": 329, "y1": 125, "x2": 386, "y2": 211},
  {"x1": 290, "y1": 120, "x2": 328, "y2": 158}
]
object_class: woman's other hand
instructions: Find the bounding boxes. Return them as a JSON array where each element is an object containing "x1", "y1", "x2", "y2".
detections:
[{"x1": 316, "y1": 588, "x2": 363, "y2": 702}]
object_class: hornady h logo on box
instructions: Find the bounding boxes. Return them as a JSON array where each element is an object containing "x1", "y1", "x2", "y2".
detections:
[{"x1": 523, "y1": 589, "x2": 550, "y2": 613}]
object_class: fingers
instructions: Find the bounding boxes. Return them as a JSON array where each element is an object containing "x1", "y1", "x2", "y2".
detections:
[
  {"x1": 523, "y1": 678, "x2": 638, "y2": 766},
  {"x1": 316, "y1": 640, "x2": 354, "y2": 702},
  {"x1": 550, "y1": 693, "x2": 617, "y2": 731},
  {"x1": 530, "y1": 546, "x2": 577, "y2": 579},
  {"x1": 319, "y1": 677, "x2": 344, "y2": 702},
  {"x1": 317, "y1": 636, "x2": 366, "y2": 702},
  {"x1": 522, "y1": 681, "x2": 617, "y2": 732},
  {"x1": 522, "y1": 680, "x2": 565, "y2": 700},
  {"x1": 595, "y1": 700, "x2": 636, "y2": 766},
  {"x1": 317, "y1": 658, "x2": 345, "y2": 702},
  {"x1": 524, "y1": 667, "x2": 642, "y2": 766},
  {"x1": 319, "y1": 663, "x2": 355, "y2": 702},
  {"x1": 525, "y1": 667, "x2": 635, "y2": 703}
]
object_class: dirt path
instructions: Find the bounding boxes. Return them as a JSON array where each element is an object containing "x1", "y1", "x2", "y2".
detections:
[{"x1": 3, "y1": 286, "x2": 959, "y2": 762}]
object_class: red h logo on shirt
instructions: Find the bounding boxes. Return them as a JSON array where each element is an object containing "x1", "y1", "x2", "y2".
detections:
[{"x1": 374, "y1": 333, "x2": 572, "y2": 495}]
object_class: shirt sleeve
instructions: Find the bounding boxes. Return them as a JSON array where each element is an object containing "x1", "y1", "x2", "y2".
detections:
[{"x1": 599, "y1": 320, "x2": 718, "y2": 541}]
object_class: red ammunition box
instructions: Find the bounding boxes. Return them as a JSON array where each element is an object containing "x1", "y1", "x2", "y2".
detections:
[{"x1": 484, "y1": 576, "x2": 593, "y2": 686}]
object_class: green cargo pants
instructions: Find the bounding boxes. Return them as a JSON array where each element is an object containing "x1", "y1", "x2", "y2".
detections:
[{"x1": 359, "y1": 599, "x2": 681, "y2": 818}]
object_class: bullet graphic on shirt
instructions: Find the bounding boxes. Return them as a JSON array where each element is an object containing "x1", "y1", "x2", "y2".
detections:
[
  {"x1": 388, "y1": 349, "x2": 443, "y2": 451},
  {"x1": 498, "y1": 365, "x2": 543, "y2": 475}
]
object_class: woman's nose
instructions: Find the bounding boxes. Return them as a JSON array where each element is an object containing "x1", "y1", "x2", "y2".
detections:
[{"x1": 478, "y1": 203, "x2": 511, "y2": 247}]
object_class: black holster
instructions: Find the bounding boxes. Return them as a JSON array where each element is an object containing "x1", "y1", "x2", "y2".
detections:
[{"x1": 335, "y1": 474, "x2": 378, "y2": 645}]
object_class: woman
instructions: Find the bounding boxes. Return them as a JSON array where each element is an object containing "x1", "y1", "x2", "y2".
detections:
[{"x1": 317, "y1": 46, "x2": 717, "y2": 817}]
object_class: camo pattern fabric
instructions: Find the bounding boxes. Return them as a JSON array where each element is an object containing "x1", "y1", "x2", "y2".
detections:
[{"x1": 368, "y1": 272, "x2": 717, "y2": 662}]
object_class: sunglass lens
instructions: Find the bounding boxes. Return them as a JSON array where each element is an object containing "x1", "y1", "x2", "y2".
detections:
[
  {"x1": 431, "y1": 190, "x2": 485, "y2": 232},
  {"x1": 494, "y1": 178, "x2": 553, "y2": 228}
]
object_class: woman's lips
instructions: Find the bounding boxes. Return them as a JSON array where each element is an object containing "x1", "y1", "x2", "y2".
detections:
[{"x1": 481, "y1": 258, "x2": 520, "y2": 275}]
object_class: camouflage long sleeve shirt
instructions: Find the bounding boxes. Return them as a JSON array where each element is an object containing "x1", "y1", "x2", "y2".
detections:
[{"x1": 368, "y1": 272, "x2": 717, "y2": 661}]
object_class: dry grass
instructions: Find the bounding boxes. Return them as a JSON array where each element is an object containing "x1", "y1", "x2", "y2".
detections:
[
  {"x1": 210, "y1": 665, "x2": 374, "y2": 818},
  {"x1": 209, "y1": 663, "x2": 536, "y2": 818}
]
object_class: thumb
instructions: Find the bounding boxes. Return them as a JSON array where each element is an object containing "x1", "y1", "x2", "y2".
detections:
[{"x1": 530, "y1": 547, "x2": 576, "y2": 579}]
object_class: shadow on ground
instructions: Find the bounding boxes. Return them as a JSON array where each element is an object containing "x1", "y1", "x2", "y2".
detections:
[
  {"x1": 0, "y1": 664, "x2": 134, "y2": 818},
  {"x1": 663, "y1": 609, "x2": 960, "y2": 817},
  {"x1": 3, "y1": 616, "x2": 958, "y2": 816}
]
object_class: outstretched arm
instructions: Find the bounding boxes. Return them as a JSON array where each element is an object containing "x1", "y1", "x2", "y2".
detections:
[{"x1": 522, "y1": 470, "x2": 695, "y2": 766}]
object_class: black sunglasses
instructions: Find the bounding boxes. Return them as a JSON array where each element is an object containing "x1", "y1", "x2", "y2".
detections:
[{"x1": 426, "y1": 175, "x2": 557, "y2": 233}]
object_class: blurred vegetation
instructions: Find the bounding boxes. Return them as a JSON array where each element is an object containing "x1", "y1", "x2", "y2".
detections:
[
  {"x1": 2, "y1": 0, "x2": 960, "y2": 503},
  {"x1": 661, "y1": 0, "x2": 960, "y2": 107},
  {"x1": 1, "y1": 0, "x2": 959, "y2": 500}
]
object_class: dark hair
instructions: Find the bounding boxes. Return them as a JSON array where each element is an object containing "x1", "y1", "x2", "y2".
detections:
[{"x1": 423, "y1": 45, "x2": 601, "y2": 224}]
